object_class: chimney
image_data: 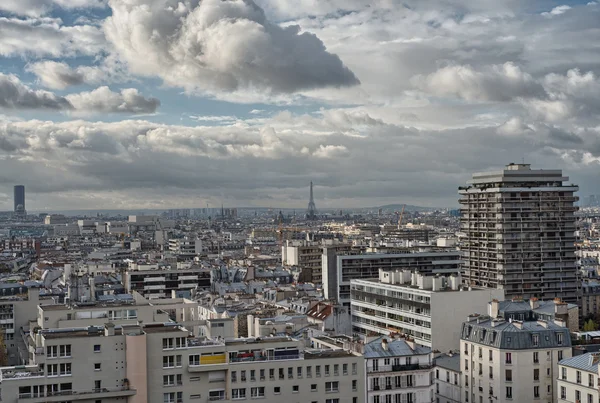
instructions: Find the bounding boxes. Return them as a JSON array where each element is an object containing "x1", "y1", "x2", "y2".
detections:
[
  {"x1": 105, "y1": 322, "x2": 115, "y2": 336},
  {"x1": 530, "y1": 297, "x2": 540, "y2": 310},
  {"x1": 382, "y1": 338, "x2": 389, "y2": 351},
  {"x1": 512, "y1": 320, "x2": 523, "y2": 330},
  {"x1": 490, "y1": 299, "x2": 499, "y2": 318},
  {"x1": 405, "y1": 337, "x2": 416, "y2": 350},
  {"x1": 554, "y1": 299, "x2": 568, "y2": 316}
]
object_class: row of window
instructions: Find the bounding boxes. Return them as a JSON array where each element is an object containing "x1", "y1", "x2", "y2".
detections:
[
  {"x1": 464, "y1": 343, "x2": 564, "y2": 365},
  {"x1": 561, "y1": 368, "x2": 596, "y2": 387},
  {"x1": 560, "y1": 387, "x2": 594, "y2": 403},
  {"x1": 231, "y1": 364, "x2": 357, "y2": 381},
  {"x1": 46, "y1": 345, "x2": 71, "y2": 358},
  {"x1": 372, "y1": 393, "x2": 415, "y2": 403},
  {"x1": 163, "y1": 337, "x2": 188, "y2": 350}
]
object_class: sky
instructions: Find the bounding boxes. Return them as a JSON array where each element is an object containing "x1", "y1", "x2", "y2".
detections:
[{"x1": 0, "y1": 0, "x2": 599, "y2": 211}]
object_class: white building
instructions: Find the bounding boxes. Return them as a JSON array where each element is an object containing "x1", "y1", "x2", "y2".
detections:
[
  {"x1": 168, "y1": 237, "x2": 204, "y2": 256},
  {"x1": 351, "y1": 268, "x2": 504, "y2": 352},
  {"x1": 434, "y1": 353, "x2": 461, "y2": 403},
  {"x1": 459, "y1": 163, "x2": 579, "y2": 303},
  {"x1": 363, "y1": 336, "x2": 434, "y2": 403},
  {"x1": 327, "y1": 251, "x2": 462, "y2": 308},
  {"x1": 557, "y1": 352, "x2": 600, "y2": 403},
  {"x1": 460, "y1": 314, "x2": 572, "y2": 403}
]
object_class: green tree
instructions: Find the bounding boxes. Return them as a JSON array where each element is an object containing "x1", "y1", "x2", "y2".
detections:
[
  {"x1": 0, "y1": 329, "x2": 8, "y2": 366},
  {"x1": 583, "y1": 319, "x2": 598, "y2": 332}
]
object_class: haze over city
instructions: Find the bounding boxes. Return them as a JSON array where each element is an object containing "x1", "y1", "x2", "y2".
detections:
[{"x1": 1, "y1": 0, "x2": 599, "y2": 210}]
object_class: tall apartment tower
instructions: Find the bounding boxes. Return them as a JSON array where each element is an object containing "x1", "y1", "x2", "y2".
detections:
[
  {"x1": 13, "y1": 185, "x2": 25, "y2": 213},
  {"x1": 459, "y1": 163, "x2": 579, "y2": 302}
]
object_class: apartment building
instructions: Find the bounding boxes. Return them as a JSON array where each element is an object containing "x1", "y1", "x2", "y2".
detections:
[
  {"x1": 124, "y1": 262, "x2": 211, "y2": 298},
  {"x1": 459, "y1": 163, "x2": 579, "y2": 302},
  {"x1": 168, "y1": 237, "x2": 204, "y2": 257},
  {"x1": 351, "y1": 269, "x2": 504, "y2": 352},
  {"x1": 326, "y1": 251, "x2": 462, "y2": 307},
  {"x1": 581, "y1": 279, "x2": 600, "y2": 319},
  {"x1": 557, "y1": 352, "x2": 600, "y2": 403},
  {"x1": 490, "y1": 297, "x2": 579, "y2": 333},
  {"x1": 364, "y1": 336, "x2": 435, "y2": 403},
  {"x1": 434, "y1": 353, "x2": 461, "y2": 403},
  {"x1": 460, "y1": 314, "x2": 572, "y2": 403},
  {"x1": 1, "y1": 323, "x2": 364, "y2": 403},
  {"x1": 282, "y1": 240, "x2": 323, "y2": 282}
]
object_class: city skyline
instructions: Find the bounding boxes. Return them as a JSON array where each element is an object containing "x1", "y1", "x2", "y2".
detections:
[{"x1": 1, "y1": 0, "x2": 599, "y2": 210}]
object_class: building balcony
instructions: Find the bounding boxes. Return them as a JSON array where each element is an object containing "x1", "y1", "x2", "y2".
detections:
[{"x1": 18, "y1": 387, "x2": 136, "y2": 402}]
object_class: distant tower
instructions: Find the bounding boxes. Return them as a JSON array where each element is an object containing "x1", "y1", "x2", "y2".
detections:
[
  {"x1": 307, "y1": 181, "x2": 317, "y2": 220},
  {"x1": 13, "y1": 185, "x2": 25, "y2": 214}
]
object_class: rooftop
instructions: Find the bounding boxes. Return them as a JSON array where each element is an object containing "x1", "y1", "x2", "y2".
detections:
[
  {"x1": 364, "y1": 336, "x2": 431, "y2": 358},
  {"x1": 435, "y1": 353, "x2": 460, "y2": 372},
  {"x1": 559, "y1": 352, "x2": 600, "y2": 372},
  {"x1": 304, "y1": 349, "x2": 356, "y2": 359}
]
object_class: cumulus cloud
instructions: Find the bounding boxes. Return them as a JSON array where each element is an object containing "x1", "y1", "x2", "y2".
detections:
[
  {"x1": 0, "y1": 0, "x2": 105, "y2": 17},
  {"x1": 104, "y1": 0, "x2": 359, "y2": 97},
  {"x1": 412, "y1": 62, "x2": 543, "y2": 102},
  {"x1": 0, "y1": 74, "x2": 159, "y2": 114},
  {"x1": 66, "y1": 87, "x2": 160, "y2": 114},
  {"x1": 27, "y1": 61, "x2": 86, "y2": 89},
  {"x1": 542, "y1": 5, "x2": 571, "y2": 17},
  {"x1": 0, "y1": 17, "x2": 105, "y2": 57},
  {"x1": 0, "y1": 73, "x2": 73, "y2": 110}
]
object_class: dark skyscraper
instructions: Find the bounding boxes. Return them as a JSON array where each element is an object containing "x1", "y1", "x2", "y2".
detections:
[{"x1": 14, "y1": 185, "x2": 25, "y2": 213}]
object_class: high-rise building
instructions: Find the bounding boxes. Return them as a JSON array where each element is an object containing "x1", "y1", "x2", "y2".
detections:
[
  {"x1": 13, "y1": 185, "x2": 25, "y2": 213},
  {"x1": 459, "y1": 163, "x2": 579, "y2": 302}
]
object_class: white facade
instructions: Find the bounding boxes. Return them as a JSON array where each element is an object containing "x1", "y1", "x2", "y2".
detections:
[
  {"x1": 460, "y1": 315, "x2": 572, "y2": 403},
  {"x1": 351, "y1": 269, "x2": 504, "y2": 352},
  {"x1": 557, "y1": 353, "x2": 600, "y2": 403},
  {"x1": 434, "y1": 353, "x2": 461, "y2": 403},
  {"x1": 364, "y1": 337, "x2": 435, "y2": 403}
]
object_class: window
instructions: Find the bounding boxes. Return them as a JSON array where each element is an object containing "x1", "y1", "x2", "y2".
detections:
[
  {"x1": 446, "y1": 371, "x2": 450, "y2": 382},
  {"x1": 209, "y1": 390, "x2": 225, "y2": 401},
  {"x1": 533, "y1": 352, "x2": 539, "y2": 363},
  {"x1": 47, "y1": 345, "x2": 58, "y2": 358},
  {"x1": 163, "y1": 375, "x2": 175, "y2": 386},
  {"x1": 326, "y1": 381, "x2": 339, "y2": 392},
  {"x1": 164, "y1": 392, "x2": 175, "y2": 403},
  {"x1": 533, "y1": 369, "x2": 539, "y2": 381},
  {"x1": 343, "y1": 364, "x2": 348, "y2": 375},
  {"x1": 577, "y1": 370, "x2": 582, "y2": 384},
  {"x1": 506, "y1": 387, "x2": 512, "y2": 399},
  {"x1": 372, "y1": 360, "x2": 379, "y2": 371},
  {"x1": 589, "y1": 373, "x2": 595, "y2": 387},
  {"x1": 47, "y1": 364, "x2": 58, "y2": 376},
  {"x1": 297, "y1": 367, "x2": 302, "y2": 378},
  {"x1": 464, "y1": 343, "x2": 469, "y2": 355},
  {"x1": 251, "y1": 387, "x2": 265, "y2": 398},
  {"x1": 532, "y1": 334, "x2": 539, "y2": 347},
  {"x1": 562, "y1": 367, "x2": 568, "y2": 380},
  {"x1": 59, "y1": 345, "x2": 71, "y2": 357},
  {"x1": 270, "y1": 368, "x2": 275, "y2": 380},
  {"x1": 489, "y1": 366, "x2": 493, "y2": 379},
  {"x1": 93, "y1": 344, "x2": 101, "y2": 352},
  {"x1": 278, "y1": 368, "x2": 284, "y2": 380},
  {"x1": 489, "y1": 350, "x2": 493, "y2": 361},
  {"x1": 588, "y1": 393, "x2": 594, "y2": 403},
  {"x1": 558, "y1": 350, "x2": 563, "y2": 360},
  {"x1": 505, "y1": 369, "x2": 512, "y2": 382},
  {"x1": 274, "y1": 387, "x2": 281, "y2": 394},
  {"x1": 505, "y1": 352, "x2": 512, "y2": 364},
  {"x1": 163, "y1": 356, "x2": 175, "y2": 368},
  {"x1": 94, "y1": 363, "x2": 101, "y2": 371},
  {"x1": 352, "y1": 363, "x2": 357, "y2": 374},
  {"x1": 576, "y1": 390, "x2": 581, "y2": 401},
  {"x1": 232, "y1": 388, "x2": 246, "y2": 400},
  {"x1": 325, "y1": 400, "x2": 339, "y2": 403},
  {"x1": 374, "y1": 397, "x2": 380, "y2": 403},
  {"x1": 557, "y1": 332, "x2": 564, "y2": 345},
  {"x1": 307, "y1": 366, "x2": 312, "y2": 378},
  {"x1": 334, "y1": 364, "x2": 339, "y2": 376},
  {"x1": 436, "y1": 369, "x2": 439, "y2": 379},
  {"x1": 175, "y1": 337, "x2": 186, "y2": 349},
  {"x1": 250, "y1": 370, "x2": 256, "y2": 381},
  {"x1": 316, "y1": 366, "x2": 321, "y2": 377},
  {"x1": 231, "y1": 371, "x2": 237, "y2": 382},
  {"x1": 464, "y1": 359, "x2": 468, "y2": 370},
  {"x1": 292, "y1": 385, "x2": 299, "y2": 393},
  {"x1": 534, "y1": 386, "x2": 539, "y2": 398},
  {"x1": 188, "y1": 355, "x2": 199, "y2": 366},
  {"x1": 176, "y1": 355, "x2": 182, "y2": 367},
  {"x1": 59, "y1": 363, "x2": 71, "y2": 375},
  {"x1": 352, "y1": 380, "x2": 357, "y2": 391},
  {"x1": 478, "y1": 347, "x2": 482, "y2": 358},
  {"x1": 311, "y1": 384, "x2": 317, "y2": 391},
  {"x1": 325, "y1": 365, "x2": 330, "y2": 376},
  {"x1": 560, "y1": 387, "x2": 566, "y2": 399},
  {"x1": 163, "y1": 338, "x2": 174, "y2": 349},
  {"x1": 288, "y1": 367, "x2": 293, "y2": 379},
  {"x1": 241, "y1": 370, "x2": 247, "y2": 382}
]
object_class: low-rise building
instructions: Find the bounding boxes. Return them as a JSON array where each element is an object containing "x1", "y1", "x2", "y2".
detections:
[
  {"x1": 364, "y1": 336, "x2": 435, "y2": 403},
  {"x1": 557, "y1": 352, "x2": 600, "y2": 403},
  {"x1": 434, "y1": 353, "x2": 461, "y2": 403},
  {"x1": 460, "y1": 314, "x2": 572, "y2": 403}
]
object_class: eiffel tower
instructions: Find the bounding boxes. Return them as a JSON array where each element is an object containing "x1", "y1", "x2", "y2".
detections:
[{"x1": 306, "y1": 181, "x2": 317, "y2": 220}]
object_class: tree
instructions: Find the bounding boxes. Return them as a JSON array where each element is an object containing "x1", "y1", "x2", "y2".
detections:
[
  {"x1": 583, "y1": 319, "x2": 598, "y2": 332},
  {"x1": 0, "y1": 329, "x2": 8, "y2": 366}
]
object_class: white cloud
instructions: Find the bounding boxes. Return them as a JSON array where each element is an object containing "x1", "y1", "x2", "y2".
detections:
[
  {"x1": 0, "y1": 0, "x2": 105, "y2": 17},
  {"x1": 0, "y1": 17, "x2": 105, "y2": 57},
  {"x1": 66, "y1": 87, "x2": 160, "y2": 115},
  {"x1": 104, "y1": 0, "x2": 359, "y2": 98},
  {"x1": 542, "y1": 5, "x2": 572, "y2": 17},
  {"x1": 0, "y1": 74, "x2": 159, "y2": 115},
  {"x1": 412, "y1": 62, "x2": 543, "y2": 102}
]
